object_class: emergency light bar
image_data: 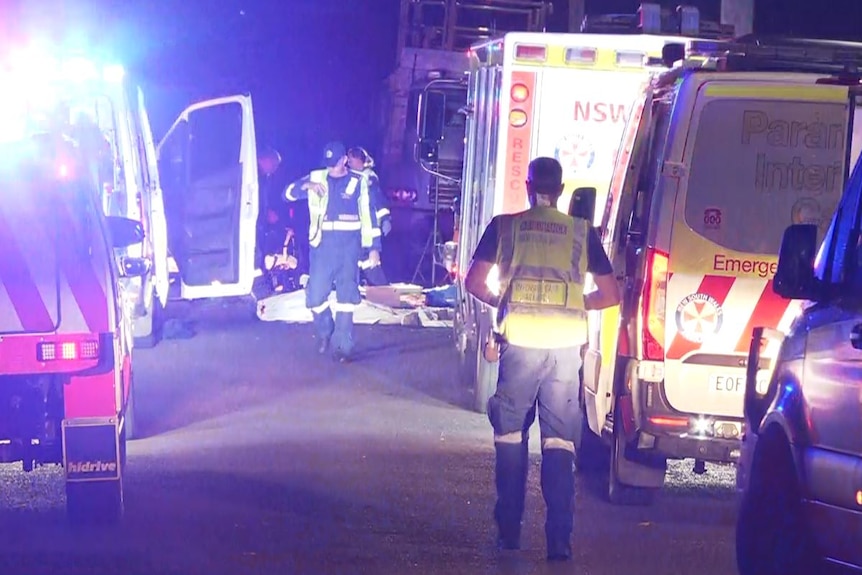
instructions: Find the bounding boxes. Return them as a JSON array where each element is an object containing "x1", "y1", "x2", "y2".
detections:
[
  {"x1": 685, "y1": 36, "x2": 862, "y2": 76},
  {"x1": 580, "y1": 2, "x2": 734, "y2": 41},
  {"x1": 3, "y1": 50, "x2": 125, "y2": 86}
]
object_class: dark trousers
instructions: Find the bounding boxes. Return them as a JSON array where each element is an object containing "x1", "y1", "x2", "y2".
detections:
[
  {"x1": 304, "y1": 235, "x2": 361, "y2": 355},
  {"x1": 487, "y1": 343, "x2": 582, "y2": 558}
]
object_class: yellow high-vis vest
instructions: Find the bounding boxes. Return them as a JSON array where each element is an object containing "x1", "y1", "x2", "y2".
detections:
[
  {"x1": 496, "y1": 206, "x2": 589, "y2": 349},
  {"x1": 307, "y1": 169, "x2": 375, "y2": 249}
]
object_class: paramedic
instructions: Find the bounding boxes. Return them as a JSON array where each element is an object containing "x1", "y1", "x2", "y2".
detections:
[
  {"x1": 285, "y1": 141, "x2": 380, "y2": 362},
  {"x1": 463, "y1": 157, "x2": 620, "y2": 561},
  {"x1": 348, "y1": 146, "x2": 390, "y2": 286}
]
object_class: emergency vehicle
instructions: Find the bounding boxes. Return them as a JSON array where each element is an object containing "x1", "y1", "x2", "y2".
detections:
[
  {"x1": 576, "y1": 37, "x2": 862, "y2": 505},
  {"x1": 445, "y1": 5, "x2": 733, "y2": 415},
  {"x1": 11, "y1": 53, "x2": 262, "y2": 349},
  {"x1": 0, "y1": 46, "x2": 260, "y2": 519},
  {"x1": 379, "y1": 0, "x2": 553, "y2": 283},
  {"x1": 0, "y1": 53, "x2": 150, "y2": 522}
]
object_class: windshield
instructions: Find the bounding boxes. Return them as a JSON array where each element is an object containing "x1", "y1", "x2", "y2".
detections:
[{"x1": 685, "y1": 96, "x2": 854, "y2": 255}]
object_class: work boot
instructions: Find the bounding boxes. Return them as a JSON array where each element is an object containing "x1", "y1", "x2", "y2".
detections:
[
  {"x1": 312, "y1": 310, "x2": 334, "y2": 354},
  {"x1": 332, "y1": 311, "x2": 355, "y2": 363},
  {"x1": 494, "y1": 441, "x2": 529, "y2": 550},
  {"x1": 541, "y1": 448, "x2": 575, "y2": 561}
]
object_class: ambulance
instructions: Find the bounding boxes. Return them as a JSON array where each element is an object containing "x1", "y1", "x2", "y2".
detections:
[
  {"x1": 576, "y1": 37, "x2": 862, "y2": 505},
  {"x1": 444, "y1": 7, "x2": 733, "y2": 414},
  {"x1": 0, "y1": 55, "x2": 150, "y2": 522},
  {"x1": 0, "y1": 48, "x2": 261, "y2": 349},
  {"x1": 0, "y1": 47, "x2": 260, "y2": 520}
]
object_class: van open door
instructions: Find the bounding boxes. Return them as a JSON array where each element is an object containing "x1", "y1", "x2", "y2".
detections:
[
  {"x1": 156, "y1": 95, "x2": 259, "y2": 300},
  {"x1": 137, "y1": 87, "x2": 169, "y2": 309}
]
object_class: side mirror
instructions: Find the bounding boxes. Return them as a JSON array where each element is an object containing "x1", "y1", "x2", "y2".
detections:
[
  {"x1": 774, "y1": 224, "x2": 819, "y2": 300},
  {"x1": 569, "y1": 187, "x2": 597, "y2": 222},
  {"x1": 417, "y1": 90, "x2": 446, "y2": 143},
  {"x1": 106, "y1": 216, "x2": 145, "y2": 249},
  {"x1": 120, "y1": 256, "x2": 151, "y2": 278}
]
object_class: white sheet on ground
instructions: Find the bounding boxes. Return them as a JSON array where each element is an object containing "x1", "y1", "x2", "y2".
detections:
[{"x1": 256, "y1": 290, "x2": 452, "y2": 328}]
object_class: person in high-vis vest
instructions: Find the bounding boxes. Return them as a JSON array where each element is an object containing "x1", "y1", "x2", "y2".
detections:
[
  {"x1": 464, "y1": 157, "x2": 620, "y2": 562},
  {"x1": 347, "y1": 146, "x2": 390, "y2": 286},
  {"x1": 285, "y1": 141, "x2": 381, "y2": 361}
]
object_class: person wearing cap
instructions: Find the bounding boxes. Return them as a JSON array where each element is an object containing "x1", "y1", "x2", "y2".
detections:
[
  {"x1": 463, "y1": 156, "x2": 620, "y2": 561},
  {"x1": 347, "y1": 146, "x2": 390, "y2": 286},
  {"x1": 284, "y1": 141, "x2": 381, "y2": 361}
]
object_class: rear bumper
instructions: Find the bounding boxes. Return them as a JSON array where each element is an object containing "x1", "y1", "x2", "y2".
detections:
[
  {"x1": 645, "y1": 430, "x2": 742, "y2": 463},
  {"x1": 627, "y1": 371, "x2": 743, "y2": 464}
]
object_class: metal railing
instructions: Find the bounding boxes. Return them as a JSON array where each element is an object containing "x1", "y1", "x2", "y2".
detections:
[{"x1": 397, "y1": 0, "x2": 554, "y2": 54}]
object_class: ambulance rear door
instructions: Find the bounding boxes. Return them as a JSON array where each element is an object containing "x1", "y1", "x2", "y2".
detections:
[
  {"x1": 136, "y1": 87, "x2": 169, "y2": 308},
  {"x1": 663, "y1": 79, "x2": 852, "y2": 420},
  {"x1": 156, "y1": 95, "x2": 259, "y2": 301}
]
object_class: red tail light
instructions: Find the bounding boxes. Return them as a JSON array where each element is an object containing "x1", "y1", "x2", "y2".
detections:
[
  {"x1": 642, "y1": 248, "x2": 668, "y2": 361},
  {"x1": 37, "y1": 340, "x2": 99, "y2": 362}
]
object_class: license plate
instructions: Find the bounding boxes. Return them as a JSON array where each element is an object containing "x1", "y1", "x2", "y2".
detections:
[{"x1": 709, "y1": 371, "x2": 770, "y2": 394}]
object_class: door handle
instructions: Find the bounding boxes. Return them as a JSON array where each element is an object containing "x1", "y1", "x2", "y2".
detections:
[{"x1": 851, "y1": 324, "x2": 862, "y2": 350}]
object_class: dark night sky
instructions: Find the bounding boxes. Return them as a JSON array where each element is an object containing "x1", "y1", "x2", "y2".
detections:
[{"x1": 4, "y1": 0, "x2": 862, "y2": 177}]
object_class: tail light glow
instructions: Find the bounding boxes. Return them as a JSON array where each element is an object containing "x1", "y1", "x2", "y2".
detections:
[
  {"x1": 510, "y1": 83, "x2": 530, "y2": 102},
  {"x1": 386, "y1": 189, "x2": 418, "y2": 203},
  {"x1": 642, "y1": 248, "x2": 668, "y2": 361},
  {"x1": 509, "y1": 109, "x2": 528, "y2": 128},
  {"x1": 37, "y1": 340, "x2": 99, "y2": 362},
  {"x1": 648, "y1": 416, "x2": 689, "y2": 428}
]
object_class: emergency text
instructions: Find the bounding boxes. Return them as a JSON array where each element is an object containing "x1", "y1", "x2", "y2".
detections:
[{"x1": 713, "y1": 254, "x2": 778, "y2": 278}]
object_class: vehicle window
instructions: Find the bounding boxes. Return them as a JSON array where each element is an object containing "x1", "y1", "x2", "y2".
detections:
[
  {"x1": 685, "y1": 98, "x2": 848, "y2": 255},
  {"x1": 628, "y1": 99, "x2": 672, "y2": 238},
  {"x1": 188, "y1": 102, "x2": 243, "y2": 184},
  {"x1": 826, "y1": 157, "x2": 862, "y2": 284}
]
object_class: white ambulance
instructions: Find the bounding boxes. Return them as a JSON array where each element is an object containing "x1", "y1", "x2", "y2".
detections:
[
  {"x1": 440, "y1": 12, "x2": 733, "y2": 414},
  {"x1": 577, "y1": 37, "x2": 862, "y2": 505},
  {"x1": 0, "y1": 49, "x2": 262, "y2": 348}
]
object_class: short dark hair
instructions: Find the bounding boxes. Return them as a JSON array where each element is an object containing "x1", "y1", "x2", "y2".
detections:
[{"x1": 527, "y1": 157, "x2": 563, "y2": 195}]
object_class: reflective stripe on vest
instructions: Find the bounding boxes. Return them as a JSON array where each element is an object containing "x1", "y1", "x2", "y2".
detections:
[
  {"x1": 496, "y1": 207, "x2": 589, "y2": 349},
  {"x1": 307, "y1": 170, "x2": 365, "y2": 247}
]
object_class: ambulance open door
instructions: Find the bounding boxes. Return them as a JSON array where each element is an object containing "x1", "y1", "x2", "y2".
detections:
[
  {"x1": 136, "y1": 87, "x2": 169, "y2": 309},
  {"x1": 156, "y1": 95, "x2": 259, "y2": 300}
]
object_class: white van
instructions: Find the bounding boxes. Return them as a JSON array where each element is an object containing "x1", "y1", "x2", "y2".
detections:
[{"x1": 577, "y1": 38, "x2": 862, "y2": 505}]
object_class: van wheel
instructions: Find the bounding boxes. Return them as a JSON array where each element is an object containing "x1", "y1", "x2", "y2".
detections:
[
  {"x1": 66, "y1": 480, "x2": 124, "y2": 525},
  {"x1": 608, "y1": 422, "x2": 657, "y2": 506},
  {"x1": 736, "y1": 430, "x2": 820, "y2": 575},
  {"x1": 134, "y1": 297, "x2": 164, "y2": 349}
]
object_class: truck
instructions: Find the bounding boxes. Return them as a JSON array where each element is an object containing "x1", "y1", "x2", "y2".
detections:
[
  {"x1": 378, "y1": 0, "x2": 554, "y2": 285},
  {"x1": 428, "y1": 3, "x2": 735, "y2": 415}
]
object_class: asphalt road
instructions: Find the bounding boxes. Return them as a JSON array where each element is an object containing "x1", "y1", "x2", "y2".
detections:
[{"x1": 0, "y1": 303, "x2": 740, "y2": 575}]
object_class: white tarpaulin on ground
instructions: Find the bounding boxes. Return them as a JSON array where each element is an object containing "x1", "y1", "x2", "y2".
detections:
[{"x1": 256, "y1": 290, "x2": 453, "y2": 328}]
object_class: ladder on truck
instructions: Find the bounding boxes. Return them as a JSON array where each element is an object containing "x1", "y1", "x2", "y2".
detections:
[{"x1": 396, "y1": 0, "x2": 554, "y2": 53}]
